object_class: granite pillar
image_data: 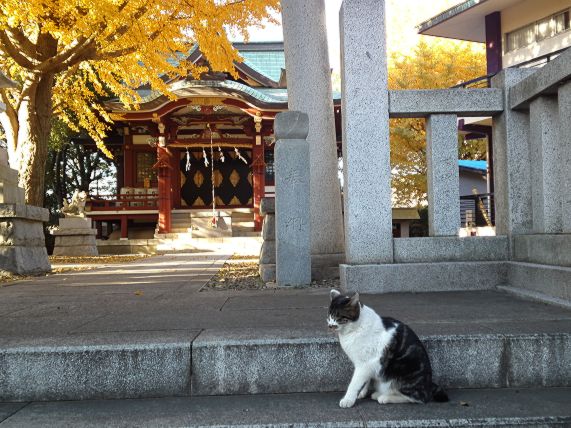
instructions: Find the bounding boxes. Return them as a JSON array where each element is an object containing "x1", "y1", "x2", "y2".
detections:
[
  {"x1": 491, "y1": 69, "x2": 535, "y2": 236},
  {"x1": 258, "y1": 197, "x2": 276, "y2": 282},
  {"x1": 529, "y1": 96, "x2": 562, "y2": 234},
  {"x1": 274, "y1": 112, "x2": 311, "y2": 287},
  {"x1": 281, "y1": 0, "x2": 344, "y2": 256},
  {"x1": 426, "y1": 114, "x2": 460, "y2": 237},
  {"x1": 339, "y1": 0, "x2": 393, "y2": 264},
  {"x1": 559, "y1": 82, "x2": 571, "y2": 233}
]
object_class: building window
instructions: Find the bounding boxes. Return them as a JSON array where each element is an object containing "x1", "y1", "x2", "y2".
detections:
[
  {"x1": 136, "y1": 152, "x2": 157, "y2": 185},
  {"x1": 505, "y1": 9, "x2": 570, "y2": 53},
  {"x1": 264, "y1": 150, "x2": 274, "y2": 184}
]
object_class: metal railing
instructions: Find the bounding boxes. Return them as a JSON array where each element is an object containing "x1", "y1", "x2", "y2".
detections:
[
  {"x1": 452, "y1": 47, "x2": 570, "y2": 90},
  {"x1": 88, "y1": 193, "x2": 159, "y2": 211},
  {"x1": 460, "y1": 193, "x2": 494, "y2": 227}
]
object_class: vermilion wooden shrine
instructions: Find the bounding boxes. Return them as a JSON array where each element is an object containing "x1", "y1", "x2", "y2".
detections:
[{"x1": 87, "y1": 42, "x2": 342, "y2": 238}]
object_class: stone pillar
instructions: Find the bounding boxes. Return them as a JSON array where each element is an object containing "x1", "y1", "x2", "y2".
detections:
[
  {"x1": 281, "y1": 0, "x2": 344, "y2": 256},
  {"x1": 559, "y1": 82, "x2": 571, "y2": 233},
  {"x1": 426, "y1": 114, "x2": 460, "y2": 237},
  {"x1": 258, "y1": 197, "x2": 276, "y2": 282},
  {"x1": 491, "y1": 69, "x2": 535, "y2": 236},
  {"x1": 529, "y1": 96, "x2": 562, "y2": 234},
  {"x1": 339, "y1": 0, "x2": 393, "y2": 264},
  {"x1": 52, "y1": 217, "x2": 98, "y2": 256},
  {"x1": 274, "y1": 111, "x2": 311, "y2": 287}
]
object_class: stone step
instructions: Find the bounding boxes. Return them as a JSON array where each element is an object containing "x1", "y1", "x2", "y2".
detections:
[
  {"x1": 191, "y1": 328, "x2": 571, "y2": 396},
  {"x1": 2, "y1": 327, "x2": 569, "y2": 401},
  {"x1": 508, "y1": 261, "x2": 571, "y2": 306},
  {"x1": 171, "y1": 225, "x2": 192, "y2": 233},
  {"x1": 2, "y1": 388, "x2": 571, "y2": 427}
]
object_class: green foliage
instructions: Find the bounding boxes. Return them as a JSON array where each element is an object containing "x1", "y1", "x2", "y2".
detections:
[{"x1": 44, "y1": 118, "x2": 116, "y2": 214}]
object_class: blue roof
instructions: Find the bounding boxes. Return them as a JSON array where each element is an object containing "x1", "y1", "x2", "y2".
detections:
[{"x1": 459, "y1": 160, "x2": 487, "y2": 171}]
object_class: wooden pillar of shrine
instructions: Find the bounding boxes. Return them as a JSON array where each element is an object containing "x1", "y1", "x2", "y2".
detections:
[
  {"x1": 123, "y1": 127, "x2": 134, "y2": 188},
  {"x1": 156, "y1": 124, "x2": 173, "y2": 234},
  {"x1": 252, "y1": 136, "x2": 266, "y2": 231}
]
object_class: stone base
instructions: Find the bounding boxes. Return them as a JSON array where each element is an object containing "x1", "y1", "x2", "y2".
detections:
[
  {"x1": 0, "y1": 203, "x2": 50, "y2": 275},
  {"x1": 259, "y1": 263, "x2": 275, "y2": 282},
  {"x1": 53, "y1": 245, "x2": 98, "y2": 257},
  {"x1": 51, "y1": 218, "x2": 98, "y2": 257},
  {"x1": 513, "y1": 234, "x2": 571, "y2": 267},
  {"x1": 191, "y1": 216, "x2": 232, "y2": 238},
  {"x1": 0, "y1": 246, "x2": 51, "y2": 275},
  {"x1": 393, "y1": 236, "x2": 508, "y2": 263},
  {"x1": 508, "y1": 261, "x2": 571, "y2": 303},
  {"x1": 311, "y1": 253, "x2": 344, "y2": 280},
  {"x1": 259, "y1": 240, "x2": 275, "y2": 265},
  {"x1": 340, "y1": 261, "x2": 508, "y2": 293}
]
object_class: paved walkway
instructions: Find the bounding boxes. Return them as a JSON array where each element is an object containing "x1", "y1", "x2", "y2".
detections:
[
  {"x1": 2, "y1": 251, "x2": 571, "y2": 426},
  {"x1": 1, "y1": 250, "x2": 571, "y2": 341}
]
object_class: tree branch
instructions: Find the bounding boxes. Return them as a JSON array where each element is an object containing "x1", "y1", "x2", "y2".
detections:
[
  {"x1": 0, "y1": 31, "x2": 39, "y2": 69},
  {"x1": 6, "y1": 28, "x2": 43, "y2": 60}
]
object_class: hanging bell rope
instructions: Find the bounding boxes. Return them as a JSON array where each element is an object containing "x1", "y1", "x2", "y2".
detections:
[{"x1": 208, "y1": 123, "x2": 216, "y2": 226}]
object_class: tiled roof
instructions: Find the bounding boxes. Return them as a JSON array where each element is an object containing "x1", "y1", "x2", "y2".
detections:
[{"x1": 240, "y1": 50, "x2": 285, "y2": 82}]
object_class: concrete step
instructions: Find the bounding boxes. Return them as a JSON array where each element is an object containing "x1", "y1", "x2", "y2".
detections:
[
  {"x1": 2, "y1": 327, "x2": 570, "y2": 401},
  {"x1": 2, "y1": 388, "x2": 571, "y2": 427}
]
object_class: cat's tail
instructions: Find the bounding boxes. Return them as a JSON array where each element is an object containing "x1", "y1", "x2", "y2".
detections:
[{"x1": 431, "y1": 383, "x2": 449, "y2": 402}]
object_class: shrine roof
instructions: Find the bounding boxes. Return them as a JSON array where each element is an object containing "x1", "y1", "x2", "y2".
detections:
[
  {"x1": 235, "y1": 42, "x2": 285, "y2": 83},
  {"x1": 107, "y1": 80, "x2": 341, "y2": 114}
]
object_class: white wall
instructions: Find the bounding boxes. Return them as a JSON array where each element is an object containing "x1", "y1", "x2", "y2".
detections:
[
  {"x1": 459, "y1": 170, "x2": 487, "y2": 196},
  {"x1": 502, "y1": 0, "x2": 571, "y2": 67}
]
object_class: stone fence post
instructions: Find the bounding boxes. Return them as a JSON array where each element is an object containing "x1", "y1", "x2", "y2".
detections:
[{"x1": 274, "y1": 111, "x2": 311, "y2": 287}]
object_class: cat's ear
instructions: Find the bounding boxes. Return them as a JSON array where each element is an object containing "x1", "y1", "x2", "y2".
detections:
[
  {"x1": 330, "y1": 289, "x2": 341, "y2": 301},
  {"x1": 349, "y1": 292, "x2": 360, "y2": 306}
]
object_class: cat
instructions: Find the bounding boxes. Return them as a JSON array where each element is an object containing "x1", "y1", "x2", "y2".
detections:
[{"x1": 327, "y1": 289, "x2": 448, "y2": 408}]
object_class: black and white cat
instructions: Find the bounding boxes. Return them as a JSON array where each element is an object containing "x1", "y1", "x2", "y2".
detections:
[{"x1": 327, "y1": 289, "x2": 448, "y2": 408}]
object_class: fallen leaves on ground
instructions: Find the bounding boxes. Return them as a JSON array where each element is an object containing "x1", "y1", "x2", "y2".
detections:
[
  {"x1": 1, "y1": 254, "x2": 151, "y2": 285},
  {"x1": 49, "y1": 255, "x2": 150, "y2": 265},
  {"x1": 203, "y1": 260, "x2": 265, "y2": 291},
  {"x1": 202, "y1": 255, "x2": 340, "y2": 291}
]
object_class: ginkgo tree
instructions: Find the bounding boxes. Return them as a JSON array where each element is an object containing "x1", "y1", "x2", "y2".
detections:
[
  {"x1": 0, "y1": 0, "x2": 280, "y2": 206},
  {"x1": 389, "y1": 40, "x2": 487, "y2": 206}
]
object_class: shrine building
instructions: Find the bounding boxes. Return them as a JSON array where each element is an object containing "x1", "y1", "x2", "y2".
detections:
[{"x1": 86, "y1": 42, "x2": 420, "y2": 245}]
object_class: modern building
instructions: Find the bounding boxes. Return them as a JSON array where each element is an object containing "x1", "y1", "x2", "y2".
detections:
[{"x1": 418, "y1": 0, "x2": 571, "y2": 74}]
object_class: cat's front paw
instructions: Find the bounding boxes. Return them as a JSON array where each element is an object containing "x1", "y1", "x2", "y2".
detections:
[
  {"x1": 339, "y1": 396, "x2": 356, "y2": 408},
  {"x1": 358, "y1": 388, "x2": 369, "y2": 399}
]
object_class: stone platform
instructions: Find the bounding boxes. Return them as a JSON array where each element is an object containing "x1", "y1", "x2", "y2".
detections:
[
  {"x1": 0, "y1": 251, "x2": 570, "y2": 402},
  {"x1": 0, "y1": 204, "x2": 50, "y2": 275},
  {"x1": 51, "y1": 217, "x2": 98, "y2": 256}
]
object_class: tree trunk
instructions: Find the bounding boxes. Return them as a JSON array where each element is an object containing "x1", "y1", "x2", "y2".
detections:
[{"x1": 13, "y1": 73, "x2": 55, "y2": 207}]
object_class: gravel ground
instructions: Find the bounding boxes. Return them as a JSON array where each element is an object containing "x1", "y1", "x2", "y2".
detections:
[{"x1": 202, "y1": 255, "x2": 340, "y2": 291}]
